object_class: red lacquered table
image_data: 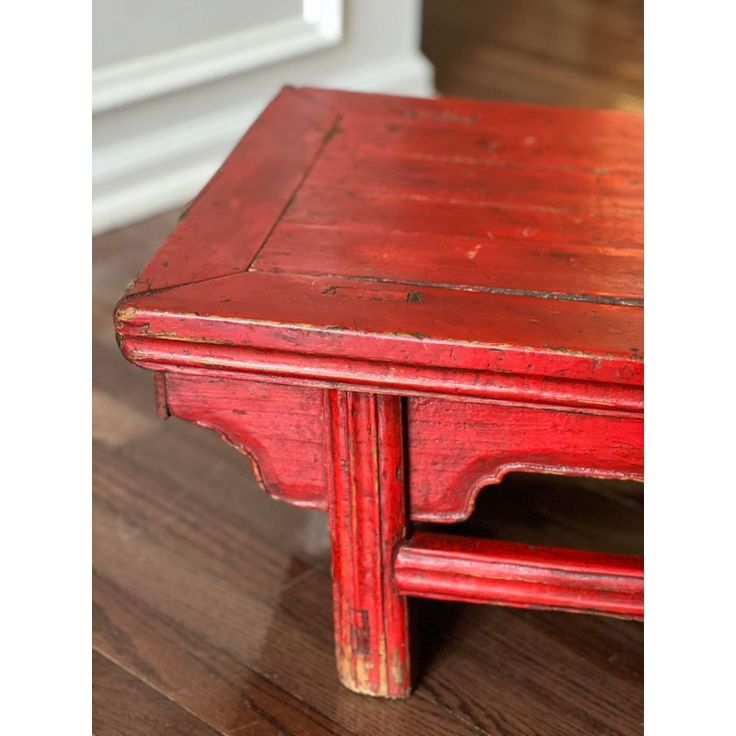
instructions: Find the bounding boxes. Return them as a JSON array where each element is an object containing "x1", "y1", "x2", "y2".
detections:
[{"x1": 114, "y1": 87, "x2": 643, "y2": 699}]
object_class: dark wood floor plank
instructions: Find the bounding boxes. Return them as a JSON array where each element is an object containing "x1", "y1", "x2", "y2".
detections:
[
  {"x1": 416, "y1": 603, "x2": 643, "y2": 736},
  {"x1": 94, "y1": 574, "x2": 345, "y2": 736},
  {"x1": 422, "y1": 0, "x2": 643, "y2": 112},
  {"x1": 93, "y1": 442, "x2": 492, "y2": 736},
  {"x1": 93, "y1": 336, "x2": 161, "y2": 419},
  {"x1": 92, "y1": 650, "x2": 230, "y2": 736},
  {"x1": 93, "y1": 439, "x2": 317, "y2": 598}
]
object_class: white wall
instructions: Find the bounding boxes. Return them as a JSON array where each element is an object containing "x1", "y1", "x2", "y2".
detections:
[{"x1": 92, "y1": 0, "x2": 434, "y2": 233}]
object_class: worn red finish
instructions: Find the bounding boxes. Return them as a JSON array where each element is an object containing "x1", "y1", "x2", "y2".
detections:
[
  {"x1": 407, "y1": 396, "x2": 642, "y2": 521},
  {"x1": 114, "y1": 87, "x2": 643, "y2": 698},
  {"x1": 326, "y1": 392, "x2": 411, "y2": 697},
  {"x1": 163, "y1": 373, "x2": 327, "y2": 509},
  {"x1": 395, "y1": 533, "x2": 643, "y2": 620}
]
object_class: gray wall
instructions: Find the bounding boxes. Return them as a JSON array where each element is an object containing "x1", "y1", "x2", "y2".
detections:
[{"x1": 92, "y1": 0, "x2": 433, "y2": 232}]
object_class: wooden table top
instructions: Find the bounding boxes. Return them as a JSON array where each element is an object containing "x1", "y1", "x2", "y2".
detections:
[{"x1": 116, "y1": 87, "x2": 643, "y2": 407}]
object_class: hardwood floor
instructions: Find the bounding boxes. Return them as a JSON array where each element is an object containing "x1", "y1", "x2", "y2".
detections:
[
  {"x1": 93, "y1": 1, "x2": 643, "y2": 733},
  {"x1": 422, "y1": 0, "x2": 643, "y2": 112}
]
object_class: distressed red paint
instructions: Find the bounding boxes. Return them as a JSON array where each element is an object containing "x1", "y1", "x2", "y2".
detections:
[
  {"x1": 395, "y1": 533, "x2": 643, "y2": 620},
  {"x1": 326, "y1": 392, "x2": 411, "y2": 697},
  {"x1": 114, "y1": 87, "x2": 643, "y2": 698}
]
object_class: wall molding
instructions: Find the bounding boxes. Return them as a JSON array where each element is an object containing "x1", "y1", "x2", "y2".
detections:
[
  {"x1": 93, "y1": 0, "x2": 343, "y2": 113},
  {"x1": 93, "y1": 53, "x2": 434, "y2": 234}
]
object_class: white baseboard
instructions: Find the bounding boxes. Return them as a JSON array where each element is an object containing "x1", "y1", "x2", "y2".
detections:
[
  {"x1": 93, "y1": 2, "x2": 343, "y2": 114},
  {"x1": 92, "y1": 54, "x2": 434, "y2": 234}
]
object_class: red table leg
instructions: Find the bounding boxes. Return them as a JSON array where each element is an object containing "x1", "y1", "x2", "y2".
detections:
[{"x1": 325, "y1": 390, "x2": 411, "y2": 698}]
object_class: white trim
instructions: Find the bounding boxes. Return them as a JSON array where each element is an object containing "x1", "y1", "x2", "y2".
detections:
[
  {"x1": 92, "y1": 0, "x2": 343, "y2": 113},
  {"x1": 92, "y1": 53, "x2": 434, "y2": 234},
  {"x1": 93, "y1": 161, "x2": 222, "y2": 236}
]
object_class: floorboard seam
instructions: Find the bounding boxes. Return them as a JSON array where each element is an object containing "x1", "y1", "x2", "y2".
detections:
[{"x1": 93, "y1": 646, "x2": 229, "y2": 736}]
